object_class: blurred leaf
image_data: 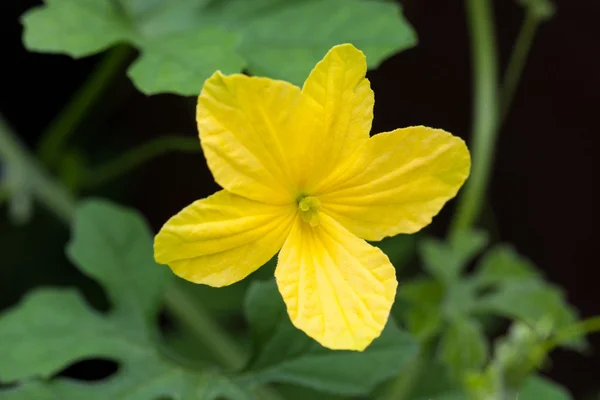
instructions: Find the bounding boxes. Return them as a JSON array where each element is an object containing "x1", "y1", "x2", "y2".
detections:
[
  {"x1": 3, "y1": 369, "x2": 253, "y2": 400},
  {"x1": 438, "y1": 317, "x2": 488, "y2": 376},
  {"x1": 67, "y1": 199, "x2": 168, "y2": 330},
  {"x1": 22, "y1": 0, "x2": 416, "y2": 95},
  {"x1": 275, "y1": 384, "x2": 346, "y2": 400},
  {"x1": 0, "y1": 200, "x2": 251, "y2": 399},
  {"x1": 475, "y1": 281, "x2": 579, "y2": 333},
  {"x1": 0, "y1": 381, "x2": 58, "y2": 400},
  {"x1": 409, "y1": 359, "x2": 467, "y2": 400},
  {"x1": 372, "y1": 233, "x2": 417, "y2": 271},
  {"x1": 443, "y1": 279, "x2": 481, "y2": 319},
  {"x1": 475, "y1": 245, "x2": 541, "y2": 286},
  {"x1": 519, "y1": 375, "x2": 573, "y2": 400},
  {"x1": 420, "y1": 230, "x2": 488, "y2": 284},
  {"x1": 396, "y1": 278, "x2": 444, "y2": 341},
  {"x1": 243, "y1": 280, "x2": 419, "y2": 396}
]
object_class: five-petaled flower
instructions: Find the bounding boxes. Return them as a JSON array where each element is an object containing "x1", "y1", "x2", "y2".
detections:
[{"x1": 154, "y1": 44, "x2": 470, "y2": 351}]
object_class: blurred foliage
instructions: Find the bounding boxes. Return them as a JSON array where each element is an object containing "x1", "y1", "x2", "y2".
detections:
[
  {"x1": 0, "y1": 200, "x2": 419, "y2": 399},
  {"x1": 22, "y1": 0, "x2": 416, "y2": 95},
  {"x1": 1, "y1": 0, "x2": 596, "y2": 399},
  {"x1": 243, "y1": 280, "x2": 418, "y2": 396},
  {"x1": 393, "y1": 230, "x2": 582, "y2": 399}
]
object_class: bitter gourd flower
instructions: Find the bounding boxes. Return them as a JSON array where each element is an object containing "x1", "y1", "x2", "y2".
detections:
[{"x1": 154, "y1": 44, "x2": 470, "y2": 351}]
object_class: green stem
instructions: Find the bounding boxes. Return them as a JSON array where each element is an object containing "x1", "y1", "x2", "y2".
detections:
[
  {"x1": 542, "y1": 316, "x2": 600, "y2": 352},
  {"x1": 37, "y1": 45, "x2": 132, "y2": 167},
  {"x1": 449, "y1": 0, "x2": 499, "y2": 235},
  {"x1": 163, "y1": 283, "x2": 247, "y2": 370},
  {"x1": 500, "y1": 11, "x2": 541, "y2": 122},
  {"x1": 164, "y1": 285, "x2": 284, "y2": 400},
  {"x1": 0, "y1": 115, "x2": 75, "y2": 223},
  {"x1": 86, "y1": 136, "x2": 200, "y2": 188}
]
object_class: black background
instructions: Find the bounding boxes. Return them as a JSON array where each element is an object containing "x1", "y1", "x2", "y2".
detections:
[{"x1": 1, "y1": 0, "x2": 599, "y2": 397}]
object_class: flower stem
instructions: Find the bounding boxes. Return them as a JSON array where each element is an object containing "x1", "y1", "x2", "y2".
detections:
[
  {"x1": 85, "y1": 136, "x2": 200, "y2": 188},
  {"x1": 449, "y1": 0, "x2": 499, "y2": 236},
  {"x1": 37, "y1": 45, "x2": 132, "y2": 168},
  {"x1": 0, "y1": 115, "x2": 75, "y2": 223},
  {"x1": 500, "y1": 11, "x2": 542, "y2": 122}
]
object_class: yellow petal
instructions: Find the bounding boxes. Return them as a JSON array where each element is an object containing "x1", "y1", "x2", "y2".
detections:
[
  {"x1": 298, "y1": 43, "x2": 374, "y2": 192},
  {"x1": 155, "y1": 191, "x2": 295, "y2": 287},
  {"x1": 319, "y1": 126, "x2": 471, "y2": 241},
  {"x1": 275, "y1": 214, "x2": 397, "y2": 351},
  {"x1": 197, "y1": 72, "x2": 304, "y2": 205}
]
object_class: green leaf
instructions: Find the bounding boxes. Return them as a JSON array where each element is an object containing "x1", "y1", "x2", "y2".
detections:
[
  {"x1": 0, "y1": 288, "x2": 251, "y2": 399},
  {"x1": 236, "y1": 0, "x2": 417, "y2": 85},
  {"x1": 21, "y1": 0, "x2": 244, "y2": 95},
  {"x1": 420, "y1": 230, "x2": 488, "y2": 284},
  {"x1": 409, "y1": 359, "x2": 467, "y2": 400},
  {"x1": 0, "y1": 289, "x2": 127, "y2": 382},
  {"x1": 126, "y1": 27, "x2": 244, "y2": 95},
  {"x1": 372, "y1": 233, "x2": 417, "y2": 271},
  {"x1": 443, "y1": 278, "x2": 484, "y2": 320},
  {"x1": 395, "y1": 278, "x2": 444, "y2": 341},
  {"x1": 438, "y1": 317, "x2": 488, "y2": 376},
  {"x1": 0, "y1": 381, "x2": 59, "y2": 400},
  {"x1": 22, "y1": 0, "x2": 129, "y2": 56},
  {"x1": 244, "y1": 280, "x2": 419, "y2": 396},
  {"x1": 475, "y1": 281, "x2": 578, "y2": 332},
  {"x1": 472, "y1": 245, "x2": 583, "y2": 349},
  {"x1": 519, "y1": 375, "x2": 573, "y2": 400},
  {"x1": 475, "y1": 245, "x2": 541, "y2": 286},
  {"x1": 67, "y1": 199, "x2": 168, "y2": 330},
  {"x1": 0, "y1": 200, "x2": 252, "y2": 399},
  {"x1": 22, "y1": 0, "x2": 416, "y2": 95}
]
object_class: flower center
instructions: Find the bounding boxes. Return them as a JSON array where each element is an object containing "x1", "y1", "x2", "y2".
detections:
[{"x1": 297, "y1": 196, "x2": 321, "y2": 227}]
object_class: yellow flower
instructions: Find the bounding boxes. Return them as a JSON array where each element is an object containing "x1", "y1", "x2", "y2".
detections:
[{"x1": 154, "y1": 44, "x2": 470, "y2": 351}]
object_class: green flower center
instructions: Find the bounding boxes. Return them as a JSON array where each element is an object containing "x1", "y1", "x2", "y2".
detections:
[{"x1": 297, "y1": 196, "x2": 321, "y2": 227}]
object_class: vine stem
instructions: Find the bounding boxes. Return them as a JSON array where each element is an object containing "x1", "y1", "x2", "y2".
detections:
[
  {"x1": 85, "y1": 136, "x2": 200, "y2": 188},
  {"x1": 449, "y1": 0, "x2": 500, "y2": 236},
  {"x1": 163, "y1": 283, "x2": 246, "y2": 370},
  {"x1": 0, "y1": 115, "x2": 75, "y2": 223},
  {"x1": 37, "y1": 45, "x2": 132, "y2": 167},
  {"x1": 500, "y1": 11, "x2": 542, "y2": 121}
]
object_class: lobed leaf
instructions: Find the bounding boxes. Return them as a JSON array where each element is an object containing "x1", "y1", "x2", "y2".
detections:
[
  {"x1": 21, "y1": 0, "x2": 417, "y2": 95},
  {"x1": 0, "y1": 289, "x2": 125, "y2": 382},
  {"x1": 0, "y1": 200, "x2": 250, "y2": 399}
]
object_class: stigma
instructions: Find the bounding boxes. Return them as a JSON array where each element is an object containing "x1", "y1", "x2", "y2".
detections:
[{"x1": 298, "y1": 196, "x2": 321, "y2": 227}]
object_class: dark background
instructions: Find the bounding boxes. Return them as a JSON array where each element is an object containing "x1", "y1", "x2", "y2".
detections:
[{"x1": 1, "y1": 0, "x2": 598, "y2": 398}]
